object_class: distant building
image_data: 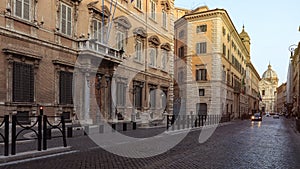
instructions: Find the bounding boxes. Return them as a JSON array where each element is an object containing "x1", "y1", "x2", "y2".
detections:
[
  {"x1": 259, "y1": 64, "x2": 279, "y2": 114},
  {"x1": 290, "y1": 42, "x2": 300, "y2": 117},
  {"x1": 276, "y1": 83, "x2": 287, "y2": 114},
  {"x1": 174, "y1": 6, "x2": 260, "y2": 119}
]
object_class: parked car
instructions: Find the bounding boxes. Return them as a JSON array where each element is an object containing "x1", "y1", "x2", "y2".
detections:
[
  {"x1": 265, "y1": 112, "x2": 270, "y2": 117},
  {"x1": 273, "y1": 114, "x2": 280, "y2": 119},
  {"x1": 251, "y1": 113, "x2": 262, "y2": 121}
]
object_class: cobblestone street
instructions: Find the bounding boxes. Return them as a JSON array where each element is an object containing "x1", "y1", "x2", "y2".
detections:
[{"x1": 1, "y1": 117, "x2": 300, "y2": 169}]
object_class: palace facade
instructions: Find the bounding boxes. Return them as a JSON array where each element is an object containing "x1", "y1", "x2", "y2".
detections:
[
  {"x1": 174, "y1": 6, "x2": 260, "y2": 118},
  {"x1": 0, "y1": 0, "x2": 174, "y2": 124}
]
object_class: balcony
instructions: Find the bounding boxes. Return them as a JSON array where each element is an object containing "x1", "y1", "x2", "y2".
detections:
[{"x1": 78, "y1": 39, "x2": 123, "y2": 63}]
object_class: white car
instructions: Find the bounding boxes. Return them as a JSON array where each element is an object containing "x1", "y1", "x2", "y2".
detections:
[
  {"x1": 273, "y1": 114, "x2": 279, "y2": 119},
  {"x1": 265, "y1": 113, "x2": 270, "y2": 117}
]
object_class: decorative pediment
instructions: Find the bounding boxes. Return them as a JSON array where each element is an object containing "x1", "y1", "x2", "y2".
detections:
[
  {"x1": 114, "y1": 16, "x2": 131, "y2": 30},
  {"x1": 161, "y1": 43, "x2": 171, "y2": 51},
  {"x1": 161, "y1": 0, "x2": 171, "y2": 11},
  {"x1": 133, "y1": 27, "x2": 147, "y2": 38},
  {"x1": 148, "y1": 35, "x2": 161, "y2": 46},
  {"x1": 87, "y1": 2, "x2": 111, "y2": 18}
]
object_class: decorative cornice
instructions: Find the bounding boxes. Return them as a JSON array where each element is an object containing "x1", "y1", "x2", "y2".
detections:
[{"x1": 2, "y1": 46, "x2": 42, "y2": 60}]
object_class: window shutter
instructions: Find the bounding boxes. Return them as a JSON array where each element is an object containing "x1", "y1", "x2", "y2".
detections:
[
  {"x1": 67, "y1": 6, "x2": 72, "y2": 36},
  {"x1": 60, "y1": 71, "x2": 73, "y2": 104},
  {"x1": 61, "y1": 4, "x2": 67, "y2": 34},
  {"x1": 13, "y1": 62, "x2": 21, "y2": 102},
  {"x1": 15, "y1": 0, "x2": 22, "y2": 18},
  {"x1": 196, "y1": 43, "x2": 200, "y2": 54},
  {"x1": 93, "y1": 20, "x2": 97, "y2": 39},
  {"x1": 196, "y1": 69, "x2": 199, "y2": 81},
  {"x1": 23, "y1": 0, "x2": 30, "y2": 20}
]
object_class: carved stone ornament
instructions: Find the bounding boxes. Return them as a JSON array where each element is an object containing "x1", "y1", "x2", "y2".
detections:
[
  {"x1": 114, "y1": 16, "x2": 132, "y2": 30},
  {"x1": 148, "y1": 35, "x2": 161, "y2": 46},
  {"x1": 161, "y1": 43, "x2": 171, "y2": 51},
  {"x1": 133, "y1": 27, "x2": 147, "y2": 39}
]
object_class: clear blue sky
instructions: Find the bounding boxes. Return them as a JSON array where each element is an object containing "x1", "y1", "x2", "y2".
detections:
[{"x1": 174, "y1": 0, "x2": 300, "y2": 84}]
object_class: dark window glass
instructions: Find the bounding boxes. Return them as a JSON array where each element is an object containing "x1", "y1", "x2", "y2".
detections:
[
  {"x1": 13, "y1": 62, "x2": 34, "y2": 102},
  {"x1": 60, "y1": 71, "x2": 73, "y2": 104}
]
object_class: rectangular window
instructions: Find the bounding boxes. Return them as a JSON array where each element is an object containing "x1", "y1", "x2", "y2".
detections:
[
  {"x1": 178, "y1": 46, "x2": 184, "y2": 57},
  {"x1": 196, "y1": 69, "x2": 207, "y2": 81},
  {"x1": 196, "y1": 42, "x2": 207, "y2": 54},
  {"x1": 149, "y1": 48, "x2": 156, "y2": 67},
  {"x1": 150, "y1": 0, "x2": 156, "y2": 20},
  {"x1": 117, "y1": 82, "x2": 126, "y2": 106},
  {"x1": 134, "y1": 86, "x2": 142, "y2": 109},
  {"x1": 59, "y1": 71, "x2": 73, "y2": 105},
  {"x1": 116, "y1": 31, "x2": 125, "y2": 50},
  {"x1": 223, "y1": 44, "x2": 226, "y2": 56},
  {"x1": 178, "y1": 71, "x2": 184, "y2": 83},
  {"x1": 150, "y1": 88, "x2": 156, "y2": 108},
  {"x1": 15, "y1": 0, "x2": 30, "y2": 20},
  {"x1": 92, "y1": 20, "x2": 102, "y2": 42},
  {"x1": 196, "y1": 25, "x2": 207, "y2": 33},
  {"x1": 162, "y1": 10, "x2": 167, "y2": 28},
  {"x1": 60, "y1": 3, "x2": 72, "y2": 36},
  {"x1": 262, "y1": 90, "x2": 265, "y2": 96},
  {"x1": 179, "y1": 30, "x2": 184, "y2": 39},
  {"x1": 13, "y1": 62, "x2": 34, "y2": 102},
  {"x1": 162, "y1": 50, "x2": 168, "y2": 70},
  {"x1": 136, "y1": 0, "x2": 142, "y2": 10},
  {"x1": 199, "y1": 89, "x2": 205, "y2": 96},
  {"x1": 135, "y1": 40, "x2": 143, "y2": 62},
  {"x1": 161, "y1": 88, "x2": 168, "y2": 110}
]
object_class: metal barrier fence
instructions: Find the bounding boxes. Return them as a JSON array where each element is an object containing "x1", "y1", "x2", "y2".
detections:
[
  {"x1": 9, "y1": 115, "x2": 67, "y2": 156},
  {"x1": 43, "y1": 115, "x2": 67, "y2": 150},
  {"x1": 0, "y1": 115, "x2": 9, "y2": 156},
  {"x1": 167, "y1": 114, "x2": 230, "y2": 130},
  {"x1": 11, "y1": 115, "x2": 42, "y2": 155}
]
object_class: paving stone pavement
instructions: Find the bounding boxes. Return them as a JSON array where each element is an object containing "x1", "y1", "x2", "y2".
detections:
[{"x1": 1, "y1": 117, "x2": 300, "y2": 169}]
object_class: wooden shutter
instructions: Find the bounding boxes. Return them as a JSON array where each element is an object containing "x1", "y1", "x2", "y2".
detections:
[
  {"x1": 15, "y1": 0, "x2": 22, "y2": 18},
  {"x1": 23, "y1": 0, "x2": 30, "y2": 20},
  {"x1": 60, "y1": 71, "x2": 73, "y2": 104},
  {"x1": 61, "y1": 4, "x2": 67, "y2": 34},
  {"x1": 67, "y1": 6, "x2": 72, "y2": 36}
]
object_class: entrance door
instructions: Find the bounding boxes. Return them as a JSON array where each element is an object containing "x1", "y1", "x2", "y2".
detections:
[{"x1": 196, "y1": 103, "x2": 207, "y2": 115}]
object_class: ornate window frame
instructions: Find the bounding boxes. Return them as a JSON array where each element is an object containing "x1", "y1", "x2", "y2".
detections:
[{"x1": 114, "y1": 16, "x2": 132, "y2": 51}]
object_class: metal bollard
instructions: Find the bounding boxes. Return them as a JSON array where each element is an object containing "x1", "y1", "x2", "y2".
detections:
[
  {"x1": 84, "y1": 126, "x2": 89, "y2": 135},
  {"x1": 132, "y1": 122, "x2": 137, "y2": 130},
  {"x1": 112, "y1": 123, "x2": 116, "y2": 132},
  {"x1": 123, "y1": 123, "x2": 127, "y2": 131},
  {"x1": 67, "y1": 126, "x2": 73, "y2": 138}
]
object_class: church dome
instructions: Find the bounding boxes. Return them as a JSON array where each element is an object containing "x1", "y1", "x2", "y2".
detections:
[{"x1": 262, "y1": 64, "x2": 278, "y2": 80}]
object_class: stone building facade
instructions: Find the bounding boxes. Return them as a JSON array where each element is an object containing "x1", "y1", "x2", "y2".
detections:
[
  {"x1": 0, "y1": 0, "x2": 174, "y2": 124},
  {"x1": 259, "y1": 64, "x2": 279, "y2": 114},
  {"x1": 174, "y1": 6, "x2": 260, "y2": 118},
  {"x1": 276, "y1": 82, "x2": 287, "y2": 114}
]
